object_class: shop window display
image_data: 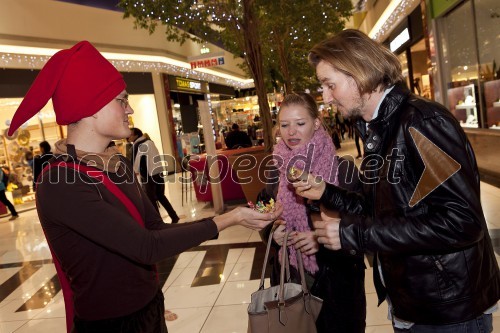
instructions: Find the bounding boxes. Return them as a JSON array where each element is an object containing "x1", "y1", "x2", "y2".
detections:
[
  {"x1": 211, "y1": 93, "x2": 282, "y2": 148},
  {"x1": 438, "y1": 0, "x2": 500, "y2": 128},
  {"x1": 438, "y1": 1, "x2": 480, "y2": 127},
  {"x1": 410, "y1": 40, "x2": 432, "y2": 100},
  {"x1": 0, "y1": 98, "x2": 62, "y2": 204},
  {"x1": 484, "y1": 79, "x2": 500, "y2": 128},
  {"x1": 475, "y1": 0, "x2": 500, "y2": 129}
]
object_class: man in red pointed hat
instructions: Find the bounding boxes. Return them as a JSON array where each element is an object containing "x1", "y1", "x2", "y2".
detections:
[{"x1": 10, "y1": 40, "x2": 283, "y2": 333}]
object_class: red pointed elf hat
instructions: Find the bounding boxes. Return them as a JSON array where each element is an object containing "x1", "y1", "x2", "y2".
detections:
[{"x1": 8, "y1": 41, "x2": 126, "y2": 136}]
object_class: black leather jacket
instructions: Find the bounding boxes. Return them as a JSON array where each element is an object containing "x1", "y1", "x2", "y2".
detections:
[{"x1": 320, "y1": 83, "x2": 499, "y2": 325}]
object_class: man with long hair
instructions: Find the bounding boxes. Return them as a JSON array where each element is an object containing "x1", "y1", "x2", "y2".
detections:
[{"x1": 294, "y1": 29, "x2": 499, "y2": 333}]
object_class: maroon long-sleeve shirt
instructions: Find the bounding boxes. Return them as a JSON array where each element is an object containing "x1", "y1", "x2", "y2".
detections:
[{"x1": 36, "y1": 154, "x2": 217, "y2": 320}]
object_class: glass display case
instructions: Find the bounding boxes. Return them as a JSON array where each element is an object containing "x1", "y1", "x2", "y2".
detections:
[{"x1": 455, "y1": 84, "x2": 479, "y2": 127}]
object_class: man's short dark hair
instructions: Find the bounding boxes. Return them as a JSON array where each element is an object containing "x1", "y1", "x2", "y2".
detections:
[
  {"x1": 131, "y1": 127, "x2": 143, "y2": 137},
  {"x1": 232, "y1": 123, "x2": 239, "y2": 130},
  {"x1": 39, "y1": 141, "x2": 51, "y2": 154}
]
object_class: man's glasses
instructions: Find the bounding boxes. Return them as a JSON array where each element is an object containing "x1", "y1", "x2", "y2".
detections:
[{"x1": 116, "y1": 97, "x2": 129, "y2": 109}]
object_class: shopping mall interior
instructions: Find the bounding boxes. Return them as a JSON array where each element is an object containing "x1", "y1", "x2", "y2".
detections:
[{"x1": 0, "y1": 0, "x2": 499, "y2": 332}]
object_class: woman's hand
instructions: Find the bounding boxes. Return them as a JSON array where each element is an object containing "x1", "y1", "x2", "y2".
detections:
[
  {"x1": 272, "y1": 222, "x2": 286, "y2": 246},
  {"x1": 291, "y1": 171, "x2": 326, "y2": 200},
  {"x1": 214, "y1": 202, "x2": 283, "y2": 232},
  {"x1": 313, "y1": 211, "x2": 341, "y2": 250},
  {"x1": 289, "y1": 231, "x2": 319, "y2": 255}
]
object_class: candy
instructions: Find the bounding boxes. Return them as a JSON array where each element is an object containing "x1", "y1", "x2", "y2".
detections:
[
  {"x1": 289, "y1": 166, "x2": 301, "y2": 178},
  {"x1": 248, "y1": 198, "x2": 275, "y2": 213}
]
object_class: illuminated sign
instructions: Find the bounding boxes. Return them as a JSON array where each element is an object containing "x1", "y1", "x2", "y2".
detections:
[
  {"x1": 201, "y1": 47, "x2": 210, "y2": 54},
  {"x1": 190, "y1": 57, "x2": 225, "y2": 69},
  {"x1": 175, "y1": 77, "x2": 202, "y2": 91},
  {"x1": 390, "y1": 28, "x2": 410, "y2": 52}
]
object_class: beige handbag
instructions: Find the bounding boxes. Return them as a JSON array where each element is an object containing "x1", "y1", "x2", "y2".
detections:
[{"x1": 247, "y1": 230, "x2": 323, "y2": 333}]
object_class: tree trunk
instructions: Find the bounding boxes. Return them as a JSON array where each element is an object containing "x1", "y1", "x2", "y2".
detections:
[
  {"x1": 242, "y1": 0, "x2": 274, "y2": 152},
  {"x1": 276, "y1": 38, "x2": 291, "y2": 94}
]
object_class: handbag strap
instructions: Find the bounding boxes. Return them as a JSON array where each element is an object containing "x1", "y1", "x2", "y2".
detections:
[
  {"x1": 278, "y1": 231, "x2": 310, "y2": 304},
  {"x1": 258, "y1": 226, "x2": 290, "y2": 290}
]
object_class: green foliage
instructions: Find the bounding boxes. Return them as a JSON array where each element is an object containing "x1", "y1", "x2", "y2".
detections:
[
  {"x1": 119, "y1": 0, "x2": 353, "y2": 150},
  {"x1": 260, "y1": 0, "x2": 352, "y2": 92},
  {"x1": 118, "y1": 0, "x2": 352, "y2": 93}
]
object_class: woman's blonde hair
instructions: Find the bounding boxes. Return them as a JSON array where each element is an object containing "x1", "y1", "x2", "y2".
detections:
[
  {"x1": 308, "y1": 29, "x2": 404, "y2": 95},
  {"x1": 278, "y1": 92, "x2": 320, "y2": 121}
]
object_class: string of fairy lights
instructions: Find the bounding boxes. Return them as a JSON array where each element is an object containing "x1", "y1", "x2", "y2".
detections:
[
  {"x1": 0, "y1": 53, "x2": 254, "y2": 89},
  {"x1": 371, "y1": 0, "x2": 418, "y2": 42},
  {"x1": 127, "y1": 0, "x2": 341, "y2": 49},
  {"x1": 0, "y1": 0, "x2": 417, "y2": 90}
]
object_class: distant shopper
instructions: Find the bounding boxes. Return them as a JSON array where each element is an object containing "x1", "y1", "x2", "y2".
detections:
[
  {"x1": 224, "y1": 123, "x2": 252, "y2": 149},
  {"x1": 25, "y1": 147, "x2": 34, "y2": 172},
  {"x1": 33, "y1": 141, "x2": 53, "y2": 188},
  {"x1": 0, "y1": 166, "x2": 18, "y2": 220},
  {"x1": 129, "y1": 127, "x2": 179, "y2": 223}
]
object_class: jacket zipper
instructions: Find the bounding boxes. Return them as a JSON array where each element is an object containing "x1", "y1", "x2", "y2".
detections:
[{"x1": 431, "y1": 255, "x2": 453, "y2": 288}]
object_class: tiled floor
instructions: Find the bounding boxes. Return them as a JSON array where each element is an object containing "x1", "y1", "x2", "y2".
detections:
[{"x1": 0, "y1": 138, "x2": 499, "y2": 332}]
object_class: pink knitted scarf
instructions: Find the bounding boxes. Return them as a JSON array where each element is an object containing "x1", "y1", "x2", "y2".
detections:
[{"x1": 273, "y1": 126, "x2": 338, "y2": 274}]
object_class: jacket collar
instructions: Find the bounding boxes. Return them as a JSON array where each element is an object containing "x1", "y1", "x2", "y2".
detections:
[
  {"x1": 354, "y1": 83, "x2": 411, "y2": 154},
  {"x1": 372, "y1": 83, "x2": 410, "y2": 126},
  {"x1": 355, "y1": 83, "x2": 411, "y2": 134}
]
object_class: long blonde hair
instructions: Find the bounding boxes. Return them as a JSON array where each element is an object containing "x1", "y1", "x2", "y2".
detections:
[{"x1": 309, "y1": 29, "x2": 404, "y2": 95}]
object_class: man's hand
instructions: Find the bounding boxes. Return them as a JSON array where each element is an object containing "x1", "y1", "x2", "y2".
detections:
[
  {"x1": 291, "y1": 171, "x2": 326, "y2": 200},
  {"x1": 313, "y1": 211, "x2": 341, "y2": 250},
  {"x1": 289, "y1": 230, "x2": 319, "y2": 255}
]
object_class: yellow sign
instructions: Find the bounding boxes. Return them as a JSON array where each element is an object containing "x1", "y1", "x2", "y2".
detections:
[{"x1": 175, "y1": 78, "x2": 202, "y2": 91}]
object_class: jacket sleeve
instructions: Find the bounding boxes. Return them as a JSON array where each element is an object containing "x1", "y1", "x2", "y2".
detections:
[
  {"x1": 145, "y1": 140, "x2": 165, "y2": 175},
  {"x1": 37, "y1": 167, "x2": 218, "y2": 265},
  {"x1": 338, "y1": 113, "x2": 485, "y2": 254},
  {"x1": 320, "y1": 183, "x2": 366, "y2": 215}
]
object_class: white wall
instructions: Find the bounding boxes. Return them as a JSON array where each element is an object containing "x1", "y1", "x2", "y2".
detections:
[{"x1": 128, "y1": 95, "x2": 164, "y2": 156}]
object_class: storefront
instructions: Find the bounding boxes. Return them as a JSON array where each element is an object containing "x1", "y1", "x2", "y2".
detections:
[
  {"x1": 430, "y1": 0, "x2": 500, "y2": 129},
  {"x1": 384, "y1": 5, "x2": 433, "y2": 101},
  {"x1": 166, "y1": 74, "x2": 284, "y2": 155},
  {"x1": 214, "y1": 93, "x2": 282, "y2": 143},
  {"x1": 166, "y1": 75, "x2": 210, "y2": 157}
]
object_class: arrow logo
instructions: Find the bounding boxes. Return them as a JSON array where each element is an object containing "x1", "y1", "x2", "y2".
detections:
[{"x1": 408, "y1": 127, "x2": 461, "y2": 207}]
